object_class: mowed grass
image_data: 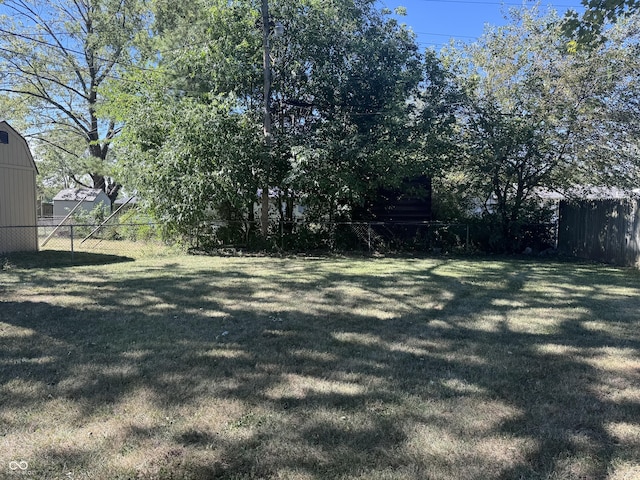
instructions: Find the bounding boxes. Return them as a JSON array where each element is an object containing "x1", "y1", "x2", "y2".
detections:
[{"x1": 1, "y1": 252, "x2": 639, "y2": 480}]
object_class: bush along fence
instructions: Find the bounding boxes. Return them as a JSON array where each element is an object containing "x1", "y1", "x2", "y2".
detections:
[
  {"x1": 191, "y1": 221, "x2": 478, "y2": 254},
  {"x1": 1, "y1": 219, "x2": 561, "y2": 258},
  {"x1": 190, "y1": 220, "x2": 557, "y2": 254}
]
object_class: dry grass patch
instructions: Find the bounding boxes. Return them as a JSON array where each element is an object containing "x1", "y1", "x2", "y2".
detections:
[{"x1": 1, "y1": 253, "x2": 639, "y2": 479}]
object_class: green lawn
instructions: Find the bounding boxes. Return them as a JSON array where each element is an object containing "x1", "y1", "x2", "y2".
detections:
[{"x1": 1, "y1": 252, "x2": 639, "y2": 479}]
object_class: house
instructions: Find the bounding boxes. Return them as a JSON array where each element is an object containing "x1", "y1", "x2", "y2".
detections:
[
  {"x1": 53, "y1": 187, "x2": 110, "y2": 218},
  {"x1": 468, "y1": 186, "x2": 640, "y2": 220},
  {"x1": 0, "y1": 121, "x2": 38, "y2": 254}
]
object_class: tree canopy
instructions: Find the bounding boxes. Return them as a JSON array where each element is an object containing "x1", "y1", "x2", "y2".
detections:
[
  {"x1": 109, "y1": 0, "x2": 455, "y2": 237},
  {"x1": 440, "y1": 8, "x2": 640, "y2": 250},
  {"x1": 0, "y1": 0, "x2": 147, "y2": 201},
  {"x1": 564, "y1": 0, "x2": 640, "y2": 44}
]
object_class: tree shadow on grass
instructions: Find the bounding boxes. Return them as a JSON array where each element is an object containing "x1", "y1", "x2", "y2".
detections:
[
  {"x1": 1, "y1": 258, "x2": 639, "y2": 479},
  {"x1": 2, "y1": 250, "x2": 134, "y2": 269}
]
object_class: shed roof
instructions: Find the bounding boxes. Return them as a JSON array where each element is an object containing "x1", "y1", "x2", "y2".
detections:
[{"x1": 53, "y1": 187, "x2": 106, "y2": 202}]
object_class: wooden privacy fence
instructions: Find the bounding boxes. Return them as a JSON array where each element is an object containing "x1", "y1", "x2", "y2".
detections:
[{"x1": 558, "y1": 198, "x2": 640, "y2": 268}]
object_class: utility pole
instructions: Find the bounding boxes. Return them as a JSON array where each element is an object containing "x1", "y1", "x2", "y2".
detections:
[{"x1": 260, "y1": 0, "x2": 273, "y2": 237}]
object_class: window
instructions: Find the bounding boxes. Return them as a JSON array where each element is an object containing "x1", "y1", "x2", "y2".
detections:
[{"x1": 0, "y1": 131, "x2": 8, "y2": 144}]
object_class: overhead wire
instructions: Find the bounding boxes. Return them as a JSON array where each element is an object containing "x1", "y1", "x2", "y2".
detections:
[
  {"x1": 409, "y1": 0, "x2": 582, "y2": 7},
  {"x1": 0, "y1": 17, "x2": 471, "y2": 93},
  {"x1": 0, "y1": 2, "x2": 631, "y2": 96}
]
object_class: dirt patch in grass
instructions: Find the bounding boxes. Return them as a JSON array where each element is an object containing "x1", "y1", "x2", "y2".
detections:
[{"x1": 1, "y1": 256, "x2": 639, "y2": 479}]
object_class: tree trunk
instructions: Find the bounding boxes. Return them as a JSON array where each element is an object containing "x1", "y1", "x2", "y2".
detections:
[
  {"x1": 260, "y1": 0, "x2": 272, "y2": 237},
  {"x1": 261, "y1": 186, "x2": 270, "y2": 236}
]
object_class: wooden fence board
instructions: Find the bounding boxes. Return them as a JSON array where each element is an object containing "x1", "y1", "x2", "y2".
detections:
[{"x1": 558, "y1": 199, "x2": 640, "y2": 267}]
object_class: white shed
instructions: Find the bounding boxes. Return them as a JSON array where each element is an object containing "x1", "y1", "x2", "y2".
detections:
[
  {"x1": 0, "y1": 121, "x2": 38, "y2": 254},
  {"x1": 53, "y1": 187, "x2": 110, "y2": 218}
]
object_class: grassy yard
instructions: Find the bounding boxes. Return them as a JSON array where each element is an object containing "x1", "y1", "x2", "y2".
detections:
[{"x1": 1, "y1": 251, "x2": 639, "y2": 479}]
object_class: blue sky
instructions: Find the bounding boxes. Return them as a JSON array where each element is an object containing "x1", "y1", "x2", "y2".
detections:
[{"x1": 381, "y1": 0, "x2": 585, "y2": 48}]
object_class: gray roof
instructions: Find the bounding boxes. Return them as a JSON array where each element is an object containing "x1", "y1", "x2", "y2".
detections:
[
  {"x1": 535, "y1": 186, "x2": 640, "y2": 201},
  {"x1": 53, "y1": 187, "x2": 105, "y2": 202}
]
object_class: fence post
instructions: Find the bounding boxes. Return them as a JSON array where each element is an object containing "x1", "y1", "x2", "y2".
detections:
[
  {"x1": 280, "y1": 219, "x2": 284, "y2": 251},
  {"x1": 466, "y1": 224, "x2": 470, "y2": 252},
  {"x1": 70, "y1": 224, "x2": 75, "y2": 261}
]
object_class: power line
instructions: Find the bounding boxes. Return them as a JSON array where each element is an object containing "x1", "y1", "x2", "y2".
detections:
[
  {"x1": 410, "y1": 0, "x2": 582, "y2": 7},
  {"x1": 0, "y1": 3, "x2": 630, "y2": 95}
]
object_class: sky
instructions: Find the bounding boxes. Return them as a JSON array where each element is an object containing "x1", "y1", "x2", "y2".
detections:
[{"x1": 380, "y1": 0, "x2": 585, "y2": 48}]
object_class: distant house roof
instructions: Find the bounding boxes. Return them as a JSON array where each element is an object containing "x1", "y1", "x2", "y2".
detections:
[
  {"x1": 535, "y1": 186, "x2": 640, "y2": 201},
  {"x1": 53, "y1": 187, "x2": 106, "y2": 202}
]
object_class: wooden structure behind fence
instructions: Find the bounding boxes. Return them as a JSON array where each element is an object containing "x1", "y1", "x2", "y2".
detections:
[{"x1": 558, "y1": 199, "x2": 640, "y2": 268}]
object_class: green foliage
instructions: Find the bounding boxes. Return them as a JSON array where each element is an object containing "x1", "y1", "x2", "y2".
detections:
[
  {"x1": 442, "y1": 7, "x2": 640, "y2": 251},
  {"x1": 431, "y1": 173, "x2": 477, "y2": 222},
  {"x1": 76, "y1": 1, "x2": 640, "y2": 254},
  {"x1": 117, "y1": 211, "x2": 163, "y2": 242},
  {"x1": 563, "y1": 0, "x2": 640, "y2": 44},
  {"x1": 108, "y1": 0, "x2": 453, "y2": 241},
  {"x1": 69, "y1": 205, "x2": 109, "y2": 238},
  {"x1": 279, "y1": 1, "x2": 429, "y2": 219},
  {"x1": 114, "y1": 88, "x2": 263, "y2": 236},
  {"x1": 72, "y1": 205, "x2": 108, "y2": 226},
  {"x1": 0, "y1": 0, "x2": 147, "y2": 199}
]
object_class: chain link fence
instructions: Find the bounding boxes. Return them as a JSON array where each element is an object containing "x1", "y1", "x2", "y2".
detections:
[
  {"x1": 192, "y1": 220, "x2": 558, "y2": 254},
  {"x1": 41, "y1": 222, "x2": 165, "y2": 256},
  {"x1": 1, "y1": 218, "x2": 558, "y2": 258},
  {"x1": 181, "y1": 220, "x2": 475, "y2": 254},
  {"x1": 0, "y1": 220, "x2": 167, "y2": 258}
]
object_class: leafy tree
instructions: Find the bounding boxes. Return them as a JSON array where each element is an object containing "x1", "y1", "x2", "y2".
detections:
[
  {"x1": 111, "y1": 0, "x2": 453, "y2": 241},
  {"x1": 273, "y1": 1, "x2": 426, "y2": 220},
  {"x1": 107, "y1": 0, "x2": 265, "y2": 237},
  {"x1": 0, "y1": 0, "x2": 147, "y2": 202},
  {"x1": 444, "y1": 8, "x2": 640, "y2": 250},
  {"x1": 115, "y1": 92, "x2": 263, "y2": 237}
]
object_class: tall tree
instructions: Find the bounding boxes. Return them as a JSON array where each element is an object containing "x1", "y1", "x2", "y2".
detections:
[
  {"x1": 0, "y1": 0, "x2": 147, "y2": 202},
  {"x1": 111, "y1": 0, "x2": 451, "y2": 239},
  {"x1": 270, "y1": 1, "x2": 426, "y2": 221},
  {"x1": 109, "y1": 0, "x2": 265, "y2": 236},
  {"x1": 445, "y1": 8, "x2": 640, "y2": 250}
]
